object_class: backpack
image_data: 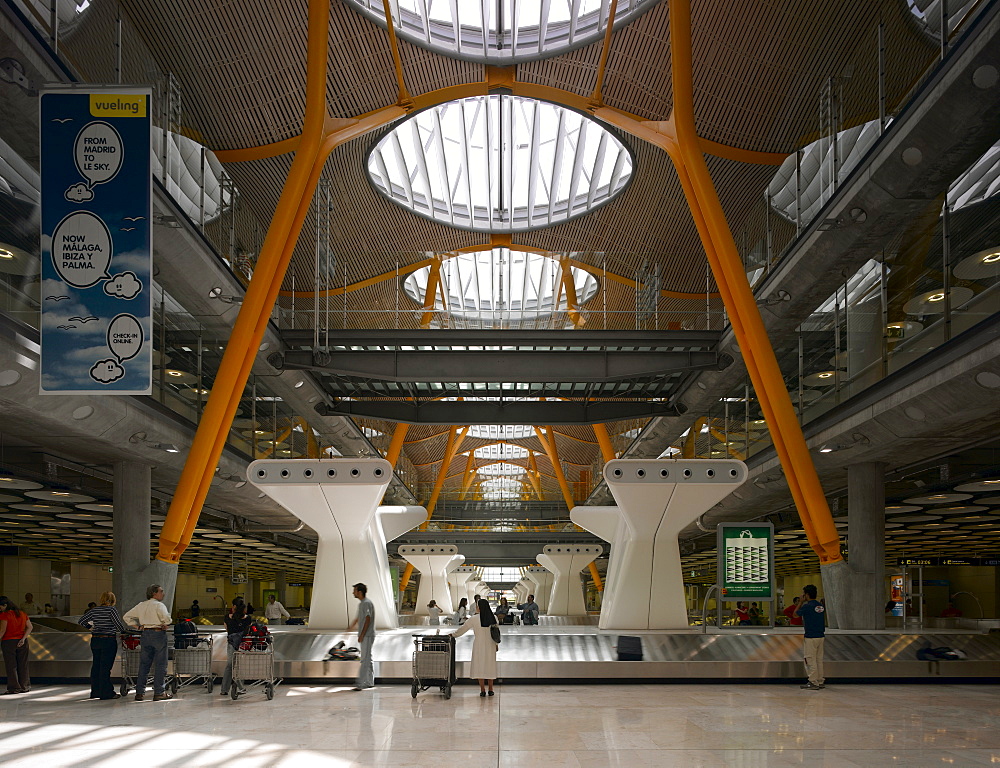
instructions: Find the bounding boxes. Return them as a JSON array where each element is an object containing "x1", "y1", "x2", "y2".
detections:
[
  {"x1": 239, "y1": 620, "x2": 273, "y2": 651},
  {"x1": 326, "y1": 640, "x2": 359, "y2": 660},
  {"x1": 173, "y1": 618, "x2": 200, "y2": 649},
  {"x1": 917, "y1": 645, "x2": 964, "y2": 661},
  {"x1": 490, "y1": 624, "x2": 501, "y2": 644}
]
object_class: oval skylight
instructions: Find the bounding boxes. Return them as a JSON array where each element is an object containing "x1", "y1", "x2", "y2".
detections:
[
  {"x1": 467, "y1": 424, "x2": 534, "y2": 439},
  {"x1": 345, "y1": 0, "x2": 658, "y2": 64},
  {"x1": 478, "y1": 462, "x2": 526, "y2": 477},
  {"x1": 404, "y1": 250, "x2": 598, "y2": 325},
  {"x1": 474, "y1": 443, "x2": 530, "y2": 460},
  {"x1": 368, "y1": 95, "x2": 633, "y2": 232}
]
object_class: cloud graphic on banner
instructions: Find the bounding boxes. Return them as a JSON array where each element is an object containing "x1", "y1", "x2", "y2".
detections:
[
  {"x1": 90, "y1": 358, "x2": 125, "y2": 384},
  {"x1": 64, "y1": 183, "x2": 94, "y2": 203},
  {"x1": 103, "y1": 271, "x2": 142, "y2": 299}
]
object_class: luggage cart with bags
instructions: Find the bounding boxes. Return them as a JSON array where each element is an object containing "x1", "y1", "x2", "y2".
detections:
[
  {"x1": 119, "y1": 631, "x2": 178, "y2": 697},
  {"x1": 230, "y1": 623, "x2": 280, "y2": 700},
  {"x1": 173, "y1": 632, "x2": 215, "y2": 693},
  {"x1": 411, "y1": 633, "x2": 455, "y2": 699}
]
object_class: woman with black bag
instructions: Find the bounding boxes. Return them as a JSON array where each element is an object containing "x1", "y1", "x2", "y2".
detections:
[
  {"x1": 452, "y1": 598, "x2": 498, "y2": 696},
  {"x1": 220, "y1": 602, "x2": 251, "y2": 696}
]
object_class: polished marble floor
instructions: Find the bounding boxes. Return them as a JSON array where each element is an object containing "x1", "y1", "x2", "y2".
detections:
[{"x1": 1, "y1": 681, "x2": 998, "y2": 767}]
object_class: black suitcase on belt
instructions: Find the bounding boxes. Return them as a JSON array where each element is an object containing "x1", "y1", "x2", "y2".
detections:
[{"x1": 617, "y1": 635, "x2": 643, "y2": 661}]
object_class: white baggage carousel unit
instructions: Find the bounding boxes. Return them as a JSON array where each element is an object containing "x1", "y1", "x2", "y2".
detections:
[{"x1": 24, "y1": 623, "x2": 1000, "y2": 682}]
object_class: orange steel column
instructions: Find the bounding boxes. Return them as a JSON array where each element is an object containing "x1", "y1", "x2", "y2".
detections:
[
  {"x1": 157, "y1": 0, "x2": 330, "y2": 563},
  {"x1": 592, "y1": 424, "x2": 617, "y2": 463},
  {"x1": 670, "y1": 157, "x2": 819, "y2": 550},
  {"x1": 589, "y1": 562, "x2": 604, "y2": 592},
  {"x1": 533, "y1": 427, "x2": 575, "y2": 512},
  {"x1": 667, "y1": 0, "x2": 840, "y2": 563},
  {"x1": 385, "y1": 423, "x2": 410, "y2": 468},
  {"x1": 421, "y1": 426, "x2": 469, "y2": 528}
]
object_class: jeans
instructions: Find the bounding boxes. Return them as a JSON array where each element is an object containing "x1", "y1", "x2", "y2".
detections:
[
  {"x1": 356, "y1": 634, "x2": 375, "y2": 688},
  {"x1": 89, "y1": 636, "x2": 118, "y2": 698},
  {"x1": 1, "y1": 638, "x2": 30, "y2": 692},
  {"x1": 221, "y1": 632, "x2": 242, "y2": 694},
  {"x1": 803, "y1": 636, "x2": 825, "y2": 685},
  {"x1": 136, "y1": 630, "x2": 167, "y2": 695}
]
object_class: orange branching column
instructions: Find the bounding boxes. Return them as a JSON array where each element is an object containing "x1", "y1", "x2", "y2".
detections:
[
  {"x1": 157, "y1": 0, "x2": 331, "y2": 564},
  {"x1": 666, "y1": 0, "x2": 841, "y2": 565}
]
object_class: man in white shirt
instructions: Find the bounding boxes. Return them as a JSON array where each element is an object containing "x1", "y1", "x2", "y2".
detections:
[
  {"x1": 123, "y1": 584, "x2": 172, "y2": 701},
  {"x1": 264, "y1": 595, "x2": 290, "y2": 625}
]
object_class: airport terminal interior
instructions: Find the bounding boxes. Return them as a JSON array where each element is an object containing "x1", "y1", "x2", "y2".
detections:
[{"x1": 1, "y1": 0, "x2": 1000, "y2": 765}]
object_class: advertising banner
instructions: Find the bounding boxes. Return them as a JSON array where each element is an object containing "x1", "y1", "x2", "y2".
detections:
[
  {"x1": 39, "y1": 87, "x2": 152, "y2": 395},
  {"x1": 717, "y1": 522, "x2": 774, "y2": 601}
]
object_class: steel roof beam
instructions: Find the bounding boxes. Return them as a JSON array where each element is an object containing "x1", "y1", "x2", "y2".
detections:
[
  {"x1": 278, "y1": 328, "x2": 721, "y2": 347},
  {"x1": 277, "y1": 348, "x2": 723, "y2": 381},
  {"x1": 316, "y1": 400, "x2": 684, "y2": 424}
]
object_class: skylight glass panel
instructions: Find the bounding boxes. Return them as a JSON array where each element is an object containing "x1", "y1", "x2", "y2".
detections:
[
  {"x1": 467, "y1": 424, "x2": 534, "y2": 439},
  {"x1": 473, "y1": 443, "x2": 530, "y2": 460},
  {"x1": 367, "y1": 94, "x2": 633, "y2": 232},
  {"x1": 345, "y1": 0, "x2": 657, "y2": 64},
  {"x1": 478, "y1": 462, "x2": 526, "y2": 477},
  {"x1": 404, "y1": 249, "x2": 598, "y2": 325}
]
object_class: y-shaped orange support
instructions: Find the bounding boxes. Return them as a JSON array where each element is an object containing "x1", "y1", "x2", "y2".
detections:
[{"x1": 667, "y1": 0, "x2": 841, "y2": 564}]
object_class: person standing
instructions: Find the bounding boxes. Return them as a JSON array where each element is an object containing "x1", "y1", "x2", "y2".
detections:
[
  {"x1": 452, "y1": 597, "x2": 468, "y2": 625},
  {"x1": 347, "y1": 582, "x2": 375, "y2": 691},
  {"x1": 220, "y1": 602, "x2": 251, "y2": 696},
  {"x1": 452, "y1": 598, "x2": 498, "y2": 696},
  {"x1": 427, "y1": 600, "x2": 444, "y2": 625},
  {"x1": 0, "y1": 596, "x2": 32, "y2": 694},
  {"x1": 735, "y1": 602, "x2": 751, "y2": 626},
  {"x1": 122, "y1": 584, "x2": 172, "y2": 701},
  {"x1": 795, "y1": 584, "x2": 826, "y2": 690},
  {"x1": 517, "y1": 595, "x2": 539, "y2": 625},
  {"x1": 20, "y1": 594, "x2": 38, "y2": 616},
  {"x1": 78, "y1": 592, "x2": 128, "y2": 700},
  {"x1": 190, "y1": 600, "x2": 200, "y2": 618},
  {"x1": 264, "y1": 595, "x2": 290, "y2": 626},
  {"x1": 783, "y1": 596, "x2": 803, "y2": 626}
]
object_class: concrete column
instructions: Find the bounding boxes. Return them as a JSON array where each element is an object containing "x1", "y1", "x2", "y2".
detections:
[
  {"x1": 846, "y1": 461, "x2": 887, "y2": 630},
  {"x1": 399, "y1": 545, "x2": 464, "y2": 615},
  {"x1": 113, "y1": 460, "x2": 177, "y2": 614},
  {"x1": 449, "y1": 566, "x2": 476, "y2": 610},
  {"x1": 537, "y1": 545, "x2": 603, "y2": 616},
  {"x1": 524, "y1": 566, "x2": 553, "y2": 613},
  {"x1": 275, "y1": 571, "x2": 287, "y2": 605}
]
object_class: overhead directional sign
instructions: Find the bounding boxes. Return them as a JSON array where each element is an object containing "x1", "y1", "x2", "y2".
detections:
[{"x1": 39, "y1": 88, "x2": 152, "y2": 395}]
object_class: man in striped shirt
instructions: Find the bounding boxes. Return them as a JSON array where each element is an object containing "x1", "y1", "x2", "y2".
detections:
[{"x1": 79, "y1": 591, "x2": 129, "y2": 700}]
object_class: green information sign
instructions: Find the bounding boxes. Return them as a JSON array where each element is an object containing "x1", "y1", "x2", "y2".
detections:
[{"x1": 717, "y1": 523, "x2": 774, "y2": 601}]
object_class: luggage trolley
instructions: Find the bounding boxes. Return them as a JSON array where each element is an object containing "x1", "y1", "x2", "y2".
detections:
[
  {"x1": 230, "y1": 633, "x2": 280, "y2": 701},
  {"x1": 411, "y1": 633, "x2": 456, "y2": 699},
  {"x1": 172, "y1": 633, "x2": 215, "y2": 693},
  {"x1": 119, "y1": 632, "x2": 178, "y2": 697}
]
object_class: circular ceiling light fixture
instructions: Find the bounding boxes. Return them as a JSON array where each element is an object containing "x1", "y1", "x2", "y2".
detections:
[
  {"x1": 368, "y1": 94, "x2": 633, "y2": 233},
  {"x1": 404, "y1": 249, "x2": 598, "y2": 326},
  {"x1": 345, "y1": 0, "x2": 657, "y2": 64}
]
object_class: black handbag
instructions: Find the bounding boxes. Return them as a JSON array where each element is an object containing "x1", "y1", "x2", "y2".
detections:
[{"x1": 490, "y1": 624, "x2": 501, "y2": 644}]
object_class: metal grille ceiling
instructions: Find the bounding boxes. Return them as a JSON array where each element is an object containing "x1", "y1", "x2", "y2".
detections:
[
  {"x1": 367, "y1": 94, "x2": 634, "y2": 232},
  {"x1": 344, "y1": 0, "x2": 660, "y2": 64}
]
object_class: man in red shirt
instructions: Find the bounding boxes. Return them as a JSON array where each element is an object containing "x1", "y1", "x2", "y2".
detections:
[
  {"x1": 783, "y1": 596, "x2": 803, "y2": 626},
  {"x1": 0, "y1": 596, "x2": 33, "y2": 694}
]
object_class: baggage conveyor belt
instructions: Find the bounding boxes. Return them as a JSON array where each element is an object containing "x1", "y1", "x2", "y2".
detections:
[{"x1": 24, "y1": 626, "x2": 1000, "y2": 681}]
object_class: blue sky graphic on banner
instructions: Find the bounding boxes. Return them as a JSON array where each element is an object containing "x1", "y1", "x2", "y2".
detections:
[{"x1": 39, "y1": 88, "x2": 152, "y2": 395}]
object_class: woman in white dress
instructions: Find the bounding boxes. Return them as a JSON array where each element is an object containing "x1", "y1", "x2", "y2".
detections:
[
  {"x1": 452, "y1": 598, "x2": 498, "y2": 696},
  {"x1": 427, "y1": 600, "x2": 443, "y2": 625}
]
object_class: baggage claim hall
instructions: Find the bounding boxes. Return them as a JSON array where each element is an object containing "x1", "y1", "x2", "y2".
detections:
[{"x1": 1, "y1": 0, "x2": 999, "y2": 765}]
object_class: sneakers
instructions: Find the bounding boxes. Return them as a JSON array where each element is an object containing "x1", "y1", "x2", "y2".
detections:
[
  {"x1": 152, "y1": 692, "x2": 173, "y2": 701},
  {"x1": 800, "y1": 682, "x2": 825, "y2": 690}
]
